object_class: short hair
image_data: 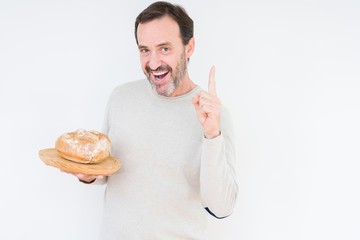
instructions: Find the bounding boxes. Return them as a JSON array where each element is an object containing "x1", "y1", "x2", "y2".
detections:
[{"x1": 135, "y1": 1, "x2": 194, "y2": 46}]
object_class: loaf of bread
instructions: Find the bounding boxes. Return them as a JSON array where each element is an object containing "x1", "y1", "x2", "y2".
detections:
[{"x1": 55, "y1": 129, "x2": 111, "y2": 164}]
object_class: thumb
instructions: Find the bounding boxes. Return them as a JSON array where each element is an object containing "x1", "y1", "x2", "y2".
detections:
[
  {"x1": 192, "y1": 94, "x2": 200, "y2": 110},
  {"x1": 192, "y1": 93, "x2": 206, "y2": 126}
]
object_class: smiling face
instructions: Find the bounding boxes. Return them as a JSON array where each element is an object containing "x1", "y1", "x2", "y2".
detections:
[{"x1": 137, "y1": 15, "x2": 194, "y2": 97}]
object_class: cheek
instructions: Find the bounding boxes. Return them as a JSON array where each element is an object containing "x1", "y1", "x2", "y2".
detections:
[
  {"x1": 162, "y1": 55, "x2": 178, "y2": 69},
  {"x1": 140, "y1": 57, "x2": 148, "y2": 70}
]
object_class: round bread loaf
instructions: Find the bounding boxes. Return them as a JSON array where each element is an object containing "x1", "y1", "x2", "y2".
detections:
[{"x1": 55, "y1": 129, "x2": 111, "y2": 164}]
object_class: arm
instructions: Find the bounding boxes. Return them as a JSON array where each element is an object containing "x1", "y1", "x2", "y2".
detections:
[
  {"x1": 192, "y1": 66, "x2": 238, "y2": 218},
  {"x1": 200, "y1": 107, "x2": 238, "y2": 218}
]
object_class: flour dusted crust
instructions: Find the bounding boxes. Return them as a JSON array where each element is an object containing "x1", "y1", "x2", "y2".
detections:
[{"x1": 55, "y1": 129, "x2": 111, "y2": 164}]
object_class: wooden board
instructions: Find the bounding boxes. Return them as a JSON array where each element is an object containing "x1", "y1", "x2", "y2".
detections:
[{"x1": 39, "y1": 148, "x2": 121, "y2": 175}]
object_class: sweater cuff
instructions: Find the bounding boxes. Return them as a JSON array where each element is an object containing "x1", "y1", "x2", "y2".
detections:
[
  {"x1": 78, "y1": 178, "x2": 96, "y2": 184},
  {"x1": 92, "y1": 176, "x2": 108, "y2": 185},
  {"x1": 78, "y1": 176, "x2": 108, "y2": 185},
  {"x1": 203, "y1": 131, "x2": 222, "y2": 146},
  {"x1": 202, "y1": 132, "x2": 223, "y2": 165}
]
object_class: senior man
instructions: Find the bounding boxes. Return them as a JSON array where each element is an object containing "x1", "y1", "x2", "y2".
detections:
[{"x1": 65, "y1": 1, "x2": 238, "y2": 239}]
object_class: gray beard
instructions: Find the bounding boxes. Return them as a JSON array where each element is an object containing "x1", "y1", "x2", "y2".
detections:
[{"x1": 146, "y1": 50, "x2": 187, "y2": 97}]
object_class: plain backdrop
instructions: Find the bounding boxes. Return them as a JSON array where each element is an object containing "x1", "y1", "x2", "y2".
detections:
[{"x1": 1, "y1": 0, "x2": 359, "y2": 239}]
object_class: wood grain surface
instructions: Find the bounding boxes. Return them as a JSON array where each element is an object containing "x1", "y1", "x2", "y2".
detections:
[{"x1": 39, "y1": 148, "x2": 121, "y2": 175}]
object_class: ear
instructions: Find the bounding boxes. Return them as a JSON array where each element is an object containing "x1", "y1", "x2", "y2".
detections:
[{"x1": 185, "y1": 37, "x2": 195, "y2": 59}]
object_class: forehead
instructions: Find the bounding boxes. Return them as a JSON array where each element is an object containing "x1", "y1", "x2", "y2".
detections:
[{"x1": 137, "y1": 15, "x2": 182, "y2": 47}]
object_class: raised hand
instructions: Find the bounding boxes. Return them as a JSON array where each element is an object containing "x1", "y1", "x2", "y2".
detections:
[{"x1": 192, "y1": 66, "x2": 221, "y2": 139}]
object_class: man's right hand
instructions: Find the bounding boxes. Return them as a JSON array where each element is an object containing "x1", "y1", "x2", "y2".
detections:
[{"x1": 60, "y1": 169, "x2": 111, "y2": 183}]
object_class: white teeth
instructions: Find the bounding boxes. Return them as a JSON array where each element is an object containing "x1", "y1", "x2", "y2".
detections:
[{"x1": 152, "y1": 71, "x2": 168, "y2": 76}]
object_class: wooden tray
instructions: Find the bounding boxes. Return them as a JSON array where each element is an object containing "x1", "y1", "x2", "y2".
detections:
[{"x1": 39, "y1": 148, "x2": 121, "y2": 175}]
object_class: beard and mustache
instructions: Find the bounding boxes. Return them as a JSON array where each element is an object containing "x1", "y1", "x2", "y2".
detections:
[{"x1": 144, "y1": 50, "x2": 187, "y2": 96}]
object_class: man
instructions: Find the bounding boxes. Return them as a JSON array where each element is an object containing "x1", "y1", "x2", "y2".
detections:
[{"x1": 65, "y1": 2, "x2": 238, "y2": 239}]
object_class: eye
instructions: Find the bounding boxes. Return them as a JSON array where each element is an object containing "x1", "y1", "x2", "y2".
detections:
[
  {"x1": 161, "y1": 47, "x2": 169, "y2": 52},
  {"x1": 140, "y1": 48, "x2": 149, "y2": 53}
]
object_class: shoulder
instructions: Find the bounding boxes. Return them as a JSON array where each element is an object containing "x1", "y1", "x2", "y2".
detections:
[
  {"x1": 106, "y1": 79, "x2": 148, "y2": 102},
  {"x1": 111, "y1": 79, "x2": 148, "y2": 96}
]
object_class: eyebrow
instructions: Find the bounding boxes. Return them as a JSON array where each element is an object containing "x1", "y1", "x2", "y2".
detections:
[{"x1": 138, "y1": 42, "x2": 172, "y2": 49}]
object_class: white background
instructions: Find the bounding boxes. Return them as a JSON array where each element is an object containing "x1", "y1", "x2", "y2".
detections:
[{"x1": 1, "y1": 0, "x2": 359, "y2": 239}]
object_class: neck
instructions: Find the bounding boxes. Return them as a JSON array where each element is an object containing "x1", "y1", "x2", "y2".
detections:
[{"x1": 168, "y1": 73, "x2": 196, "y2": 97}]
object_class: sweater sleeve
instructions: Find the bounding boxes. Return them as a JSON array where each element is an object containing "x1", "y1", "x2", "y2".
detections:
[{"x1": 200, "y1": 106, "x2": 238, "y2": 218}]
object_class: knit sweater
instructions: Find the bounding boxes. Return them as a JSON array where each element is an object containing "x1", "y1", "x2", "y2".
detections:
[{"x1": 95, "y1": 79, "x2": 238, "y2": 240}]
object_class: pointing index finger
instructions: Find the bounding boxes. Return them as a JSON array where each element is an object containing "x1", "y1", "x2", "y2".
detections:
[{"x1": 208, "y1": 65, "x2": 217, "y2": 96}]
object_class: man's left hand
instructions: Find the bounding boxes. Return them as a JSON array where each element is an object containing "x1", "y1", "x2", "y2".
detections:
[{"x1": 192, "y1": 66, "x2": 221, "y2": 139}]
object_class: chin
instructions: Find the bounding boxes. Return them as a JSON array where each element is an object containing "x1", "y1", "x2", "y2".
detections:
[
  {"x1": 154, "y1": 84, "x2": 175, "y2": 96},
  {"x1": 155, "y1": 88, "x2": 172, "y2": 96}
]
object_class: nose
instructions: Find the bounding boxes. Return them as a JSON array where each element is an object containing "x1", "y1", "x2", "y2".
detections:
[{"x1": 148, "y1": 52, "x2": 161, "y2": 71}]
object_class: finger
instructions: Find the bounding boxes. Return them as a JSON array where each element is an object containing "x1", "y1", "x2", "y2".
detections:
[
  {"x1": 193, "y1": 94, "x2": 206, "y2": 125},
  {"x1": 77, "y1": 173, "x2": 85, "y2": 178},
  {"x1": 197, "y1": 108, "x2": 207, "y2": 125},
  {"x1": 198, "y1": 94, "x2": 221, "y2": 109},
  {"x1": 199, "y1": 99, "x2": 216, "y2": 110},
  {"x1": 192, "y1": 94, "x2": 200, "y2": 111},
  {"x1": 61, "y1": 169, "x2": 72, "y2": 174},
  {"x1": 208, "y1": 66, "x2": 216, "y2": 96},
  {"x1": 203, "y1": 105, "x2": 220, "y2": 116},
  {"x1": 199, "y1": 90, "x2": 213, "y2": 100},
  {"x1": 199, "y1": 91, "x2": 219, "y2": 102}
]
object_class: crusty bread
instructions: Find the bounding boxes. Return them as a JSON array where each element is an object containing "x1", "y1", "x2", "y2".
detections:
[{"x1": 55, "y1": 129, "x2": 111, "y2": 164}]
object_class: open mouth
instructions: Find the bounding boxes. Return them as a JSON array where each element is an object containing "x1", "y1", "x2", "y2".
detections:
[{"x1": 152, "y1": 70, "x2": 169, "y2": 84}]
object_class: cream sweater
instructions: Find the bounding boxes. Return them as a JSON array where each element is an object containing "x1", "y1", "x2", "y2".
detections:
[{"x1": 94, "y1": 79, "x2": 238, "y2": 240}]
